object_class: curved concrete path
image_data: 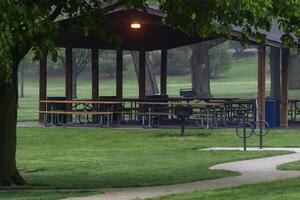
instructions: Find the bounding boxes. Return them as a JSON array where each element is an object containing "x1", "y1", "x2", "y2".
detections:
[{"x1": 66, "y1": 147, "x2": 300, "y2": 200}]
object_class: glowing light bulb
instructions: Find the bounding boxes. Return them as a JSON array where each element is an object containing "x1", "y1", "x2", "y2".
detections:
[{"x1": 131, "y1": 23, "x2": 141, "y2": 29}]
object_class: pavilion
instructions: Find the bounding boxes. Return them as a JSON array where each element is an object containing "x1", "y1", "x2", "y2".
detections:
[{"x1": 38, "y1": 7, "x2": 290, "y2": 127}]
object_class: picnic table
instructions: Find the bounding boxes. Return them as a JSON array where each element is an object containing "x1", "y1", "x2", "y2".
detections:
[
  {"x1": 138, "y1": 101, "x2": 223, "y2": 128},
  {"x1": 39, "y1": 100, "x2": 123, "y2": 126},
  {"x1": 289, "y1": 99, "x2": 300, "y2": 121},
  {"x1": 38, "y1": 98, "x2": 257, "y2": 128}
]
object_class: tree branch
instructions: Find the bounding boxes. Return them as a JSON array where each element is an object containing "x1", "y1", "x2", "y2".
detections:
[{"x1": 46, "y1": 3, "x2": 65, "y2": 22}]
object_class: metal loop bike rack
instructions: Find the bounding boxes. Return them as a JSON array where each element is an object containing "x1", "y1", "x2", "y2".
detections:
[
  {"x1": 235, "y1": 114, "x2": 271, "y2": 151},
  {"x1": 253, "y1": 120, "x2": 270, "y2": 137},
  {"x1": 236, "y1": 121, "x2": 254, "y2": 139}
]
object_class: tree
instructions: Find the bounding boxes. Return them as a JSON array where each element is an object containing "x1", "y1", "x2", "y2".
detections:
[
  {"x1": 210, "y1": 41, "x2": 232, "y2": 78},
  {"x1": 131, "y1": 51, "x2": 159, "y2": 95},
  {"x1": 100, "y1": 51, "x2": 117, "y2": 79},
  {"x1": 189, "y1": 39, "x2": 230, "y2": 98},
  {"x1": 72, "y1": 49, "x2": 91, "y2": 99},
  {"x1": 0, "y1": 0, "x2": 146, "y2": 186},
  {"x1": 18, "y1": 53, "x2": 36, "y2": 98},
  {"x1": 159, "y1": 0, "x2": 300, "y2": 47},
  {"x1": 190, "y1": 42, "x2": 211, "y2": 97},
  {"x1": 159, "y1": 0, "x2": 300, "y2": 99}
]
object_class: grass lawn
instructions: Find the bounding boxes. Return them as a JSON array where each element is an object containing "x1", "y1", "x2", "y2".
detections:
[
  {"x1": 146, "y1": 132, "x2": 300, "y2": 200},
  {"x1": 18, "y1": 57, "x2": 300, "y2": 121},
  {"x1": 0, "y1": 190, "x2": 99, "y2": 200},
  {"x1": 1, "y1": 127, "x2": 300, "y2": 200},
  {"x1": 149, "y1": 176, "x2": 300, "y2": 200}
]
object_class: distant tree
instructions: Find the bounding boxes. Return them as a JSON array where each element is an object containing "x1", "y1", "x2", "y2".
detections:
[
  {"x1": 100, "y1": 51, "x2": 116, "y2": 79},
  {"x1": 72, "y1": 49, "x2": 91, "y2": 98},
  {"x1": 210, "y1": 41, "x2": 233, "y2": 78},
  {"x1": 190, "y1": 39, "x2": 230, "y2": 98},
  {"x1": 149, "y1": 47, "x2": 191, "y2": 76},
  {"x1": 18, "y1": 54, "x2": 34, "y2": 98},
  {"x1": 131, "y1": 52, "x2": 159, "y2": 95}
]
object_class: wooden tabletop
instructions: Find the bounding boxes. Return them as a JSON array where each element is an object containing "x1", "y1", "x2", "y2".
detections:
[
  {"x1": 138, "y1": 101, "x2": 223, "y2": 106},
  {"x1": 40, "y1": 100, "x2": 123, "y2": 104},
  {"x1": 205, "y1": 99, "x2": 254, "y2": 104}
]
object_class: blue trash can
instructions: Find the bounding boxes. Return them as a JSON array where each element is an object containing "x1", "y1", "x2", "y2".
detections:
[{"x1": 265, "y1": 99, "x2": 280, "y2": 128}]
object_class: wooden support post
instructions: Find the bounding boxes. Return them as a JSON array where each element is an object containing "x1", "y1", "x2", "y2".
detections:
[
  {"x1": 161, "y1": 49, "x2": 168, "y2": 95},
  {"x1": 139, "y1": 50, "x2": 146, "y2": 100},
  {"x1": 92, "y1": 48, "x2": 99, "y2": 100},
  {"x1": 281, "y1": 48, "x2": 290, "y2": 127},
  {"x1": 65, "y1": 47, "x2": 73, "y2": 123},
  {"x1": 116, "y1": 50, "x2": 123, "y2": 99},
  {"x1": 39, "y1": 57, "x2": 47, "y2": 124},
  {"x1": 92, "y1": 48, "x2": 99, "y2": 122},
  {"x1": 257, "y1": 46, "x2": 266, "y2": 122}
]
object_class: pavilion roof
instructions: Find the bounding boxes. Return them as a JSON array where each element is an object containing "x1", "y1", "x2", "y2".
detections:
[{"x1": 54, "y1": 7, "x2": 284, "y2": 51}]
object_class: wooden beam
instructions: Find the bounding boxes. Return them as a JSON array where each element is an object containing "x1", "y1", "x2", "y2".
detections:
[
  {"x1": 91, "y1": 48, "x2": 99, "y2": 123},
  {"x1": 281, "y1": 48, "x2": 290, "y2": 127},
  {"x1": 92, "y1": 48, "x2": 99, "y2": 100},
  {"x1": 160, "y1": 49, "x2": 168, "y2": 95},
  {"x1": 116, "y1": 50, "x2": 123, "y2": 99},
  {"x1": 39, "y1": 57, "x2": 47, "y2": 124},
  {"x1": 139, "y1": 50, "x2": 146, "y2": 100},
  {"x1": 65, "y1": 47, "x2": 73, "y2": 123},
  {"x1": 257, "y1": 46, "x2": 266, "y2": 122}
]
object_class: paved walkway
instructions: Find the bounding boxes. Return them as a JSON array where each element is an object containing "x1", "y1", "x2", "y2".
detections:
[
  {"x1": 65, "y1": 147, "x2": 300, "y2": 200},
  {"x1": 17, "y1": 121, "x2": 42, "y2": 127}
]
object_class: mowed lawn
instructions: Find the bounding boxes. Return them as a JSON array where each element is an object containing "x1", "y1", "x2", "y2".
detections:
[
  {"x1": 1, "y1": 127, "x2": 300, "y2": 200},
  {"x1": 18, "y1": 57, "x2": 300, "y2": 121},
  {"x1": 149, "y1": 176, "x2": 300, "y2": 200},
  {"x1": 150, "y1": 159, "x2": 300, "y2": 200}
]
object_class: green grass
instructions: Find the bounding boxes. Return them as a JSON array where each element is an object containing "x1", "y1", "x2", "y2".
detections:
[
  {"x1": 18, "y1": 57, "x2": 300, "y2": 121},
  {"x1": 0, "y1": 127, "x2": 299, "y2": 199},
  {"x1": 149, "y1": 177, "x2": 300, "y2": 200},
  {"x1": 146, "y1": 131, "x2": 300, "y2": 200},
  {"x1": 16, "y1": 128, "x2": 292, "y2": 190},
  {"x1": 278, "y1": 160, "x2": 300, "y2": 171},
  {"x1": 0, "y1": 190, "x2": 99, "y2": 200}
]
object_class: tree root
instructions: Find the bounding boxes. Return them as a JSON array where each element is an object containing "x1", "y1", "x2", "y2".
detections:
[{"x1": 0, "y1": 171, "x2": 27, "y2": 187}]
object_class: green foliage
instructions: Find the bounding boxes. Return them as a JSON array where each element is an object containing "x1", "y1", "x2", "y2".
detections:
[
  {"x1": 2, "y1": 0, "x2": 300, "y2": 84},
  {"x1": 18, "y1": 51, "x2": 38, "y2": 75},
  {"x1": 210, "y1": 41, "x2": 233, "y2": 78},
  {"x1": 0, "y1": 0, "x2": 148, "y2": 83},
  {"x1": 167, "y1": 47, "x2": 191, "y2": 75},
  {"x1": 159, "y1": 0, "x2": 300, "y2": 47},
  {"x1": 99, "y1": 50, "x2": 116, "y2": 78},
  {"x1": 150, "y1": 47, "x2": 191, "y2": 76}
]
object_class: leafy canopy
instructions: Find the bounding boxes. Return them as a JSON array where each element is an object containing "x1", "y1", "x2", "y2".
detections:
[
  {"x1": 159, "y1": 0, "x2": 300, "y2": 47},
  {"x1": 0, "y1": 0, "x2": 146, "y2": 82},
  {"x1": 2, "y1": 0, "x2": 300, "y2": 82}
]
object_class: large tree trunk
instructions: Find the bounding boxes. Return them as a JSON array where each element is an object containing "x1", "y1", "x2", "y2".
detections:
[
  {"x1": 0, "y1": 63, "x2": 26, "y2": 186},
  {"x1": 190, "y1": 42, "x2": 212, "y2": 98},
  {"x1": 131, "y1": 51, "x2": 159, "y2": 96}
]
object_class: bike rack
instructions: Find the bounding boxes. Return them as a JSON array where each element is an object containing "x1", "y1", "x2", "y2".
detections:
[{"x1": 236, "y1": 114, "x2": 270, "y2": 151}]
